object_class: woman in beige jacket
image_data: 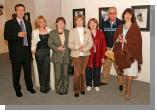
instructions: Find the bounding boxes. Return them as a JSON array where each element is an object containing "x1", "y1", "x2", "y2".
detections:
[{"x1": 68, "y1": 15, "x2": 93, "y2": 97}]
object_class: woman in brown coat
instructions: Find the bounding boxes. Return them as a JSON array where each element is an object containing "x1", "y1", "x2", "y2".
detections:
[{"x1": 113, "y1": 8, "x2": 142, "y2": 100}]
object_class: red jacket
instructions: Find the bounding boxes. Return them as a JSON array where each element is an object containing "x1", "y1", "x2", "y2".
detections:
[{"x1": 87, "y1": 30, "x2": 107, "y2": 68}]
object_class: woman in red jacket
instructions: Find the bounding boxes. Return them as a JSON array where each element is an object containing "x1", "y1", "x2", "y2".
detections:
[{"x1": 86, "y1": 18, "x2": 107, "y2": 92}]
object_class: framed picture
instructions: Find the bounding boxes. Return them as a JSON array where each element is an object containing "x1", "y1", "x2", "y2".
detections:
[
  {"x1": 12, "y1": 12, "x2": 31, "y2": 22},
  {"x1": 132, "y1": 5, "x2": 150, "y2": 31},
  {"x1": 0, "y1": 4, "x2": 3, "y2": 16},
  {"x1": 73, "y1": 8, "x2": 85, "y2": 28},
  {"x1": 99, "y1": 7, "x2": 110, "y2": 28}
]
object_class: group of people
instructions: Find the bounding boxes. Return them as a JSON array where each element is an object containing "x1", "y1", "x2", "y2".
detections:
[{"x1": 4, "y1": 4, "x2": 142, "y2": 101}]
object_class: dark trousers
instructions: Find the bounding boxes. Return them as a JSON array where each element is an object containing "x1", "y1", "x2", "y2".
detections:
[
  {"x1": 11, "y1": 59, "x2": 33, "y2": 92},
  {"x1": 54, "y1": 63, "x2": 69, "y2": 94},
  {"x1": 86, "y1": 67, "x2": 101, "y2": 87},
  {"x1": 72, "y1": 56, "x2": 89, "y2": 94},
  {"x1": 86, "y1": 53, "x2": 101, "y2": 87},
  {"x1": 35, "y1": 49, "x2": 50, "y2": 92}
]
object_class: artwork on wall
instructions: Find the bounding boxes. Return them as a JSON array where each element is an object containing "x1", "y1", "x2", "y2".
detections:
[
  {"x1": 0, "y1": 4, "x2": 3, "y2": 16},
  {"x1": 99, "y1": 7, "x2": 110, "y2": 28},
  {"x1": 73, "y1": 8, "x2": 85, "y2": 28},
  {"x1": 12, "y1": 12, "x2": 31, "y2": 22},
  {"x1": 131, "y1": 5, "x2": 150, "y2": 31}
]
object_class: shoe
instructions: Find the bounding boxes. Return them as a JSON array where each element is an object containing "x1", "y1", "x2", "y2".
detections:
[
  {"x1": 119, "y1": 85, "x2": 123, "y2": 91},
  {"x1": 80, "y1": 91, "x2": 85, "y2": 95},
  {"x1": 59, "y1": 93, "x2": 64, "y2": 95},
  {"x1": 99, "y1": 82, "x2": 106, "y2": 86},
  {"x1": 74, "y1": 94, "x2": 79, "y2": 97},
  {"x1": 87, "y1": 86, "x2": 92, "y2": 91},
  {"x1": 104, "y1": 83, "x2": 108, "y2": 85},
  {"x1": 58, "y1": 92, "x2": 67, "y2": 95},
  {"x1": 40, "y1": 90, "x2": 49, "y2": 94},
  {"x1": 28, "y1": 88, "x2": 36, "y2": 94},
  {"x1": 95, "y1": 87, "x2": 100, "y2": 92},
  {"x1": 15, "y1": 91, "x2": 23, "y2": 97}
]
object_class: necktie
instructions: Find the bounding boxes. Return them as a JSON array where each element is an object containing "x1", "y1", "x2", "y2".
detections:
[{"x1": 20, "y1": 21, "x2": 28, "y2": 46}]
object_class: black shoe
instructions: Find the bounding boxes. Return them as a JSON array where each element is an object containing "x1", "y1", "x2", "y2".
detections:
[
  {"x1": 119, "y1": 85, "x2": 123, "y2": 91},
  {"x1": 74, "y1": 94, "x2": 79, "y2": 97},
  {"x1": 15, "y1": 91, "x2": 23, "y2": 97},
  {"x1": 59, "y1": 93, "x2": 64, "y2": 95},
  {"x1": 80, "y1": 91, "x2": 85, "y2": 95},
  {"x1": 99, "y1": 82, "x2": 106, "y2": 86},
  {"x1": 59, "y1": 92, "x2": 68, "y2": 95},
  {"x1": 28, "y1": 88, "x2": 36, "y2": 94},
  {"x1": 63, "y1": 92, "x2": 67, "y2": 95},
  {"x1": 40, "y1": 91, "x2": 49, "y2": 94},
  {"x1": 104, "y1": 83, "x2": 108, "y2": 85}
]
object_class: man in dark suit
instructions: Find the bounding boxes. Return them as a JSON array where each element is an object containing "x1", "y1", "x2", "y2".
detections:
[{"x1": 4, "y1": 4, "x2": 36, "y2": 97}]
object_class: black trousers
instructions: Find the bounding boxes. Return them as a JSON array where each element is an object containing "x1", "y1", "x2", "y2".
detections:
[
  {"x1": 86, "y1": 53, "x2": 101, "y2": 87},
  {"x1": 11, "y1": 59, "x2": 33, "y2": 92},
  {"x1": 35, "y1": 49, "x2": 50, "y2": 92}
]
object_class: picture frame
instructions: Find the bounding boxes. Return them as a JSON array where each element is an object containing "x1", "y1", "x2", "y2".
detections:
[
  {"x1": 73, "y1": 8, "x2": 85, "y2": 28},
  {"x1": 0, "y1": 4, "x2": 3, "y2": 16},
  {"x1": 99, "y1": 7, "x2": 110, "y2": 28},
  {"x1": 12, "y1": 12, "x2": 31, "y2": 22},
  {"x1": 131, "y1": 5, "x2": 150, "y2": 31}
]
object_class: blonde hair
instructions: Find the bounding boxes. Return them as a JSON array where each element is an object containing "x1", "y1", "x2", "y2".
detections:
[
  {"x1": 35, "y1": 15, "x2": 47, "y2": 29},
  {"x1": 74, "y1": 14, "x2": 85, "y2": 27}
]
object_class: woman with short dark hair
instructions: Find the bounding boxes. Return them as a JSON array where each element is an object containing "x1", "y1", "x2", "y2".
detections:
[{"x1": 48, "y1": 17, "x2": 70, "y2": 95}]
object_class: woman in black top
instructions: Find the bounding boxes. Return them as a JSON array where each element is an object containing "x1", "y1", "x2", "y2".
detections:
[{"x1": 32, "y1": 15, "x2": 52, "y2": 93}]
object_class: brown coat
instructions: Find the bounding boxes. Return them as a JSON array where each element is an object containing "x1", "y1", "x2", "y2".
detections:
[{"x1": 113, "y1": 23, "x2": 142, "y2": 70}]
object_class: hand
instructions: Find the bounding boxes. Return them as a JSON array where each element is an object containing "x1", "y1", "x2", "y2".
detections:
[
  {"x1": 101, "y1": 59, "x2": 105, "y2": 64},
  {"x1": 58, "y1": 46, "x2": 65, "y2": 51},
  {"x1": 118, "y1": 34, "x2": 123, "y2": 40},
  {"x1": 119, "y1": 39, "x2": 125, "y2": 44},
  {"x1": 79, "y1": 45, "x2": 84, "y2": 52},
  {"x1": 18, "y1": 32, "x2": 27, "y2": 38}
]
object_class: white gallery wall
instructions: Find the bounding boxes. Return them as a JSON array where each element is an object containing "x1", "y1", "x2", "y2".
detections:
[
  {"x1": 61, "y1": 0, "x2": 150, "y2": 82},
  {"x1": 0, "y1": 0, "x2": 8, "y2": 53}
]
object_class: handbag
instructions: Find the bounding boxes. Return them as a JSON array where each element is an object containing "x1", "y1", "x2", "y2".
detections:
[
  {"x1": 105, "y1": 47, "x2": 115, "y2": 61},
  {"x1": 105, "y1": 29, "x2": 125, "y2": 61}
]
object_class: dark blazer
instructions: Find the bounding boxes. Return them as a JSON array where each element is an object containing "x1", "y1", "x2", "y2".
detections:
[
  {"x1": 4, "y1": 18, "x2": 32, "y2": 61},
  {"x1": 101, "y1": 18, "x2": 122, "y2": 48},
  {"x1": 113, "y1": 23, "x2": 142, "y2": 70},
  {"x1": 48, "y1": 29, "x2": 70, "y2": 64}
]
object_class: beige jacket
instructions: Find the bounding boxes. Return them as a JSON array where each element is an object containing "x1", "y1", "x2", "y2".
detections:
[{"x1": 68, "y1": 27, "x2": 93, "y2": 57}]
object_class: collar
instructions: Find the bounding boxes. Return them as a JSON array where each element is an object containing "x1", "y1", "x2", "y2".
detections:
[{"x1": 16, "y1": 17, "x2": 24, "y2": 24}]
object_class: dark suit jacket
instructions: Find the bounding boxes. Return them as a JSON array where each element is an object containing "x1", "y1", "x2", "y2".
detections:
[
  {"x1": 48, "y1": 29, "x2": 70, "y2": 64},
  {"x1": 4, "y1": 18, "x2": 32, "y2": 61}
]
